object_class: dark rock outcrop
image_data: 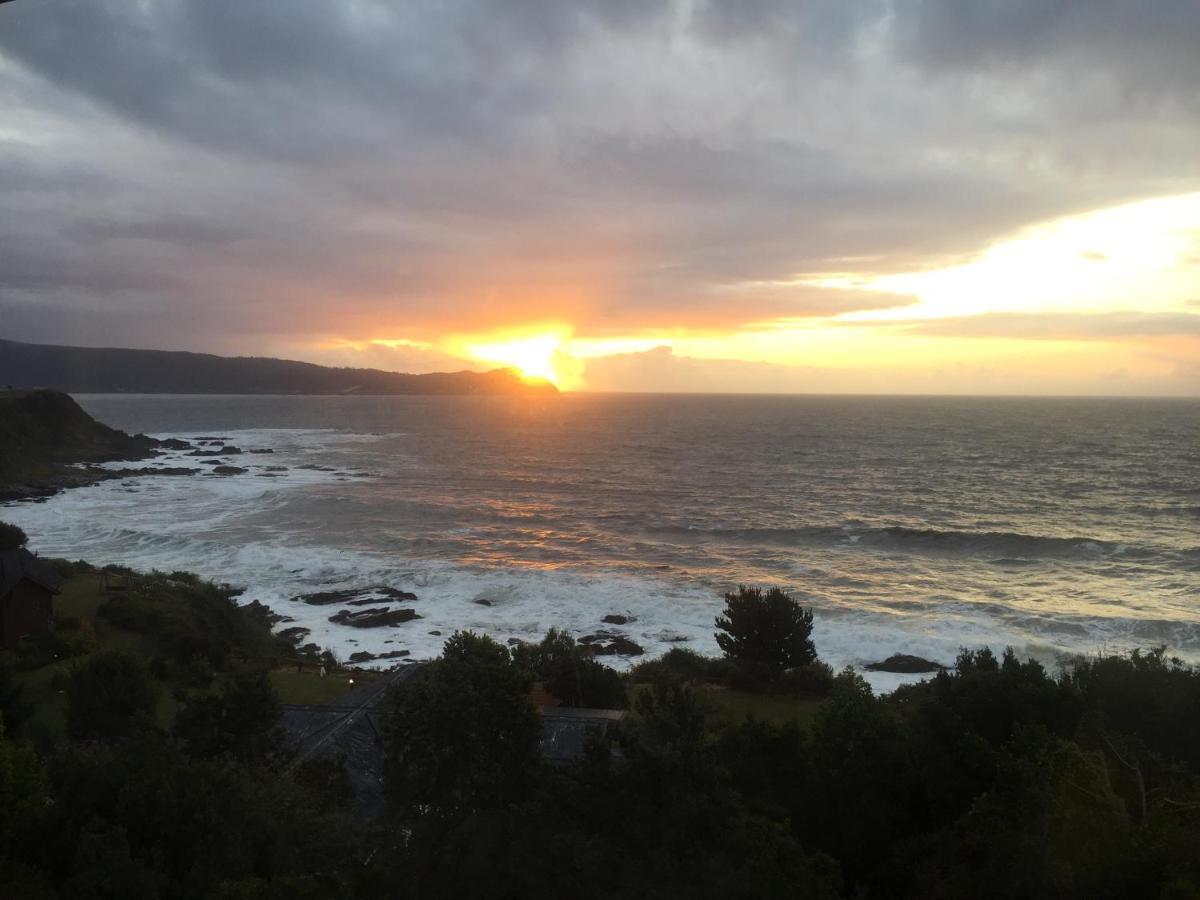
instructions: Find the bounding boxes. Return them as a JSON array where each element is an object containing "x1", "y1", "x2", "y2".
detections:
[
  {"x1": 580, "y1": 632, "x2": 644, "y2": 657},
  {"x1": 602, "y1": 614, "x2": 635, "y2": 626},
  {"x1": 865, "y1": 654, "x2": 947, "y2": 674},
  {"x1": 348, "y1": 649, "x2": 411, "y2": 663},
  {"x1": 329, "y1": 607, "x2": 421, "y2": 628},
  {"x1": 292, "y1": 586, "x2": 419, "y2": 606}
]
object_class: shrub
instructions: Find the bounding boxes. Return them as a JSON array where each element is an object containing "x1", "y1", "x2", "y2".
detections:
[
  {"x1": 61, "y1": 619, "x2": 99, "y2": 658},
  {"x1": 14, "y1": 630, "x2": 72, "y2": 671},
  {"x1": 715, "y1": 586, "x2": 817, "y2": 679},
  {"x1": 778, "y1": 660, "x2": 836, "y2": 697},
  {"x1": 173, "y1": 672, "x2": 282, "y2": 761},
  {"x1": 0, "y1": 660, "x2": 32, "y2": 733},
  {"x1": 0, "y1": 521, "x2": 27, "y2": 551},
  {"x1": 629, "y1": 647, "x2": 736, "y2": 689},
  {"x1": 97, "y1": 572, "x2": 278, "y2": 668},
  {"x1": 46, "y1": 557, "x2": 78, "y2": 580},
  {"x1": 512, "y1": 628, "x2": 628, "y2": 708},
  {"x1": 382, "y1": 631, "x2": 541, "y2": 816},
  {"x1": 66, "y1": 650, "x2": 159, "y2": 741}
]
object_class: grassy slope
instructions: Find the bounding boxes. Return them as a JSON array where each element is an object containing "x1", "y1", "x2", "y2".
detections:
[{"x1": 4, "y1": 571, "x2": 357, "y2": 740}]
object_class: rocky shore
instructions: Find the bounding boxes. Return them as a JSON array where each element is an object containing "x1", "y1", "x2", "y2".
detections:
[{"x1": 0, "y1": 389, "x2": 179, "y2": 502}]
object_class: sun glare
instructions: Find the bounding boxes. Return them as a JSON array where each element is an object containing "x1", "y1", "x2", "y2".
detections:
[
  {"x1": 818, "y1": 191, "x2": 1200, "y2": 322},
  {"x1": 462, "y1": 332, "x2": 565, "y2": 386}
]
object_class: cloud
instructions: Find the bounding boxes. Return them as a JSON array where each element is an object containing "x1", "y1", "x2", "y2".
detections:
[
  {"x1": 898, "y1": 311, "x2": 1200, "y2": 340},
  {"x1": 0, "y1": 1, "x2": 1198, "y2": 358}
]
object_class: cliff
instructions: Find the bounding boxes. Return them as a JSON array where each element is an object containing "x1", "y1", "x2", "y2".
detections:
[{"x1": 0, "y1": 389, "x2": 161, "y2": 501}]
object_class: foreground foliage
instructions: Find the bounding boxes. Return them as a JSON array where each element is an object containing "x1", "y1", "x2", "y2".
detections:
[{"x1": 1, "y1": 568, "x2": 1198, "y2": 897}]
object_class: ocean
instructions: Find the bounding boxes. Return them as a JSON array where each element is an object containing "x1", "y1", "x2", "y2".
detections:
[{"x1": 7, "y1": 393, "x2": 1198, "y2": 690}]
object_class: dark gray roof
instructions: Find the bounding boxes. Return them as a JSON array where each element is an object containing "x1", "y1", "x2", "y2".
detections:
[
  {"x1": 0, "y1": 548, "x2": 65, "y2": 598},
  {"x1": 280, "y1": 668, "x2": 414, "y2": 819},
  {"x1": 281, "y1": 669, "x2": 630, "y2": 814},
  {"x1": 540, "y1": 707, "x2": 628, "y2": 763}
]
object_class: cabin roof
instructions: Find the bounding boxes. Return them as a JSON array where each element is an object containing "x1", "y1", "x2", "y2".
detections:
[{"x1": 0, "y1": 548, "x2": 65, "y2": 599}]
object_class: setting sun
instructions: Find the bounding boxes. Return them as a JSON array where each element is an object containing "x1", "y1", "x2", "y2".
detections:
[{"x1": 461, "y1": 332, "x2": 567, "y2": 386}]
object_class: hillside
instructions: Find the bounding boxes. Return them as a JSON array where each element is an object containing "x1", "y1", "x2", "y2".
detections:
[
  {"x1": 0, "y1": 389, "x2": 161, "y2": 500},
  {"x1": 0, "y1": 338, "x2": 557, "y2": 396}
]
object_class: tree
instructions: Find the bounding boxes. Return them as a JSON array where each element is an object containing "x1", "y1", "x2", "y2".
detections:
[
  {"x1": 0, "y1": 521, "x2": 27, "y2": 551},
  {"x1": 512, "y1": 628, "x2": 628, "y2": 709},
  {"x1": 173, "y1": 672, "x2": 282, "y2": 761},
  {"x1": 714, "y1": 586, "x2": 816, "y2": 678},
  {"x1": 66, "y1": 650, "x2": 159, "y2": 741},
  {"x1": 0, "y1": 661, "x2": 31, "y2": 734},
  {"x1": 381, "y1": 631, "x2": 541, "y2": 818},
  {"x1": 0, "y1": 716, "x2": 47, "y2": 885}
]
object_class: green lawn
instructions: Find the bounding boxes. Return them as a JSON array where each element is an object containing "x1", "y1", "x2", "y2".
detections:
[
  {"x1": 696, "y1": 686, "x2": 823, "y2": 729},
  {"x1": 268, "y1": 670, "x2": 361, "y2": 705}
]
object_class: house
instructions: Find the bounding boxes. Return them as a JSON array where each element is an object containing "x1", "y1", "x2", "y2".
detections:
[
  {"x1": 0, "y1": 548, "x2": 64, "y2": 646},
  {"x1": 280, "y1": 668, "x2": 414, "y2": 819},
  {"x1": 539, "y1": 706, "x2": 627, "y2": 763},
  {"x1": 279, "y1": 666, "x2": 630, "y2": 816}
]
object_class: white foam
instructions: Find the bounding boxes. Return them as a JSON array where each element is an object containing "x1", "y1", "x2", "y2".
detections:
[{"x1": 7, "y1": 422, "x2": 1198, "y2": 694}]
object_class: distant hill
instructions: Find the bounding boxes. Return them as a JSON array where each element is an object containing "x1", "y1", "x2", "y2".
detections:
[{"x1": 0, "y1": 338, "x2": 557, "y2": 396}]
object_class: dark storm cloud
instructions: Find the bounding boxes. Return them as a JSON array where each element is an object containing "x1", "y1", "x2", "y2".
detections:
[{"x1": 1, "y1": 0, "x2": 1197, "y2": 356}]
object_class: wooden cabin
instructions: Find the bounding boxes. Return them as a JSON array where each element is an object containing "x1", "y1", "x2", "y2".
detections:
[{"x1": 0, "y1": 548, "x2": 64, "y2": 646}]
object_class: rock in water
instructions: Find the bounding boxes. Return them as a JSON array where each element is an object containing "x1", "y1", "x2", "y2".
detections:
[
  {"x1": 580, "y1": 632, "x2": 644, "y2": 657},
  {"x1": 865, "y1": 654, "x2": 947, "y2": 674},
  {"x1": 329, "y1": 607, "x2": 421, "y2": 628},
  {"x1": 602, "y1": 614, "x2": 635, "y2": 625},
  {"x1": 292, "y1": 586, "x2": 419, "y2": 606}
]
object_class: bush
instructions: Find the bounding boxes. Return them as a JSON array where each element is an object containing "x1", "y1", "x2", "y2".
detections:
[
  {"x1": 512, "y1": 628, "x2": 628, "y2": 709},
  {"x1": 715, "y1": 586, "x2": 817, "y2": 679},
  {"x1": 97, "y1": 571, "x2": 278, "y2": 669},
  {"x1": 0, "y1": 521, "x2": 27, "y2": 551},
  {"x1": 46, "y1": 557, "x2": 78, "y2": 580},
  {"x1": 778, "y1": 660, "x2": 835, "y2": 697},
  {"x1": 66, "y1": 650, "x2": 159, "y2": 741},
  {"x1": 173, "y1": 672, "x2": 282, "y2": 761},
  {"x1": 0, "y1": 660, "x2": 32, "y2": 733},
  {"x1": 382, "y1": 631, "x2": 541, "y2": 816},
  {"x1": 14, "y1": 630, "x2": 72, "y2": 671},
  {"x1": 630, "y1": 647, "x2": 730, "y2": 685}
]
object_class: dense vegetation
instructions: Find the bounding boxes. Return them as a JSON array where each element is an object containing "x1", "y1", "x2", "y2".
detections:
[
  {"x1": 2, "y1": 563, "x2": 1198, "y2": 898},
  {"x1": 0, "y1": 338, "x2": 556, "y2": 395}
]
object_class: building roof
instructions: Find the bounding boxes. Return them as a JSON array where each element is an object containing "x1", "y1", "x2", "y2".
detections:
[
  {"x1": 280, "y1": 668, "x2": 415, "y2": 819},
  {"x1": 540, "y1": 707, "x2": 628, "y2": 763},
  {"x1": 0, "y1": 548, "x2": 65, "y2": 598}
]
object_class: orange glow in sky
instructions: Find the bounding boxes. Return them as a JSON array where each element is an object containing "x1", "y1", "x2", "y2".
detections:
[
  {"x1": 308, "y1": 193, "x2": 1200, "y2": 396},
  {"x1": 460, "y1": 331, "x2": 570, "y2": 387}
]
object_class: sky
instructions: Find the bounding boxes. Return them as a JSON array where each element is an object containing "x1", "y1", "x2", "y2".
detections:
[{"x1": 1, "y1": 0, "x2": 1198, "y2": 395}]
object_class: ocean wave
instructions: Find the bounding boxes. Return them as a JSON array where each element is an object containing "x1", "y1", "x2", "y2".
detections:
[{"x1": 645, "y1": 522, "x2": 1163, "y2": 561}]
